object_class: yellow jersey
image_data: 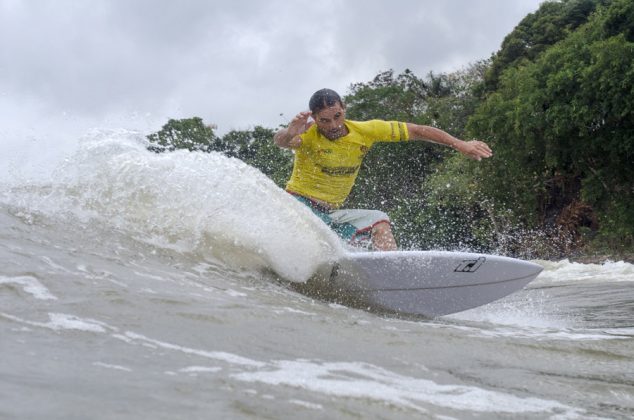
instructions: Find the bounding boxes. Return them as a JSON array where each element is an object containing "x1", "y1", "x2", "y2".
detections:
[{"x1": 286, "y1": 119, "x2": 409, "y2": 207}]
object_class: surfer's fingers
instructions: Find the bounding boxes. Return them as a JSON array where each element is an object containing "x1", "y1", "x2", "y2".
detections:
[
  {"x1": 471, "y1": 141, "x2": 492, "y2": 158},
  {"x1": 479, "y1": 142, "x2": 493, "y2": 154},
  {"x1": 289, "y1": 112, "x2": 311, "y2": 135},
  {"x1": 293, "y1": 111, "x2": 311, "y2": 122},
  {"x1": 289, "y1": 135, "x2": 302, "y2": 148}
]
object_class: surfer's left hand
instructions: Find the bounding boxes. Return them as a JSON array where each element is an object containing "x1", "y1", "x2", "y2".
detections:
[{"x1": 457, "y1": 140, "x2": 493, "y2": 161}]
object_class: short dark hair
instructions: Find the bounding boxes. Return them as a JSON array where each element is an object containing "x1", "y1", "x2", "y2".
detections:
[{"x1": 309, "y1": 88, "x2": 343, "y2": 113}]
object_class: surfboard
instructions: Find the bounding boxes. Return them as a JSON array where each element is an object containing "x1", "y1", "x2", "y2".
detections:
[{"x1": 294, "y1": 251, "x2": 543, "y2": 317}]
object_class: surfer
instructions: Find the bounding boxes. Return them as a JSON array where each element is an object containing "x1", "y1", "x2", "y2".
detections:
[{"x1": 274, "y1": 88, "x2": 492, "y2": 251}]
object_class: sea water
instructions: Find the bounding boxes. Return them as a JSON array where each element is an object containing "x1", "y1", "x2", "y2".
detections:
[{"x1": 1, "y1": 130, "x2": 633, "y2": 419}]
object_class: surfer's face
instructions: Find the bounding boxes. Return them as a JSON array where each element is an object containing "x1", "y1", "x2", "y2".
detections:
[{"x1": 313, "y1": 103, "x2": 347, "y2": 140}]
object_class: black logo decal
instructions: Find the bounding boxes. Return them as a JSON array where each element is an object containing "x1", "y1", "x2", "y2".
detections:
[{"x1": 454, "y1": 257, "x2": 485, "y2": 273}]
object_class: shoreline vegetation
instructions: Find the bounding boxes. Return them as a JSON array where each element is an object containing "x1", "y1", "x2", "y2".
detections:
[{"x1": 147, "y1": 0, "x2": 633, "y2": 261}]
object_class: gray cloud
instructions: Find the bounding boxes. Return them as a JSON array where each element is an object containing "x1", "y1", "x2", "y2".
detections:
[{"x1": 1, "y1": 0, "x2": 543, "y2": 134}]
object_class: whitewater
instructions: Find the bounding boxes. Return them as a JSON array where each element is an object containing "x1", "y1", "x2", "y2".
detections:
[{"x1": 1, "y1": 129, "x2": 633, "y2": 419}]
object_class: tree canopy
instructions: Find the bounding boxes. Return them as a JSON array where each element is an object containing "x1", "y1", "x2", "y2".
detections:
[{"x1": 468, "y1": 0, "x2": 634, "y2": 252}]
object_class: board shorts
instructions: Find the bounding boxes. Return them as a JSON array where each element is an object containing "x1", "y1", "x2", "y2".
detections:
[{"x1": 292, "y1": 194, "x2": 391, "y2": 245}]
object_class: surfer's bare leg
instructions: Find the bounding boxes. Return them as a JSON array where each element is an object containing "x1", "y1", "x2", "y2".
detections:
[{"x1": 372, "y1": 221, "x2": 397, "y2": 251}]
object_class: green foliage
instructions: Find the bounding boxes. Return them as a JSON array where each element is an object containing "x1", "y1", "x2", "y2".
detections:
[
  {"x1": 424, "y1": 61, "x2": 490, "y2": 136},
  {"x1": 594, "y1": 197, "x2": 634, "y2": 249},
  {"x1": 465, "y1": 0, "x2": 634, "y2": 252},
  {"x1": 343, "y1": 70, "x2": 440, "y2": 211},
  {"x1": 389, "y1": 155, "x2": 496, "y2": 251},
  {"x1": 222, "y1": 126, "x2": 293, "y2": 187},
  {"x1": 345, "y1": 69, "x2": 429, "y2": 123},
  {"x1": 344, "y1": 65, "x2": 487, "y2": 217},
  {"x1": 147, "y1": 120, "x2": 293, "y2": 188},
  {"x1": 484, "y1": 0, "x2": 607, "y2": 92},
  {"x1": 601, "y1": 0, "x2": 634, "y2": 40},
  {"x1": 147, "y1": 117, "x2": 218, "y2": 153}
]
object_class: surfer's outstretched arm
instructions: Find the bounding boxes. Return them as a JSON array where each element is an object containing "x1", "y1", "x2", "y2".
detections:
[{"x1": 406, "y1": 123, "x2": 493, "y2": 161}]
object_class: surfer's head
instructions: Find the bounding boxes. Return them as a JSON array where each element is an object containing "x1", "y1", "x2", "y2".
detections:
[
  {"x1": 309, "y1": 89, "x2": 347, "y2": 140},
  {"x1": 309, "y1": 88, "x2": 343, "y2": 114}
]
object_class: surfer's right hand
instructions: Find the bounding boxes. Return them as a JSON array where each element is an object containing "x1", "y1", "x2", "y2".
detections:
[
  {"x1": 274, "y1": 111, "x2": 313, "y2": 149},
  {"x1": 289, "y1": 135, "x2": 303, "y2": 148},
  {"x1": 288, "y1": 111, "x2": 313, "y2": 137}
]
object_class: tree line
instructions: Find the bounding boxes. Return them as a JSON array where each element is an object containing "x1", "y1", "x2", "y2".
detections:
[{"x1": 147, "y1": 0, "x2": 633, "y2": 258}]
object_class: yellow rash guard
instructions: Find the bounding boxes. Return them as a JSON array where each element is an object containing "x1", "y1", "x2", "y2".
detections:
[{"x1": 286, "y1": 119, "x2": 409, "y2": 208}]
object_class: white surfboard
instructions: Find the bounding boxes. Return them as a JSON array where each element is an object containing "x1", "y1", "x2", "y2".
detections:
[{"x1": 296, "y1": 250, "x2": 543, "y2": 317}]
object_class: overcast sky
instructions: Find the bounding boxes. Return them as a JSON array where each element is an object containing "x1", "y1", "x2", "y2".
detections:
[{"x1": 0, "y1": 0, "x2": 544, "y2": 179}]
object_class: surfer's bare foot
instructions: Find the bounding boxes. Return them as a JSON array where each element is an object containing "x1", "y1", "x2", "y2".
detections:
[{"x1": 372, "y1": 222, "x2": 397, "y2": 251}]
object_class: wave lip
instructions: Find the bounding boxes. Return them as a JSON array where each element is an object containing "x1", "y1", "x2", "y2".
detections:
[{"x1": 2, "y1": 129, "x2": 343, "y2": 282}]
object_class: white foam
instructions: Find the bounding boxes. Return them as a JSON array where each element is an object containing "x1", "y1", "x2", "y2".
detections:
[
  {"x1": 93, "y1": 362, "x2": 133, "y2": 372},
  {"x1": 537, "y1": 259, "x2": 634, "y2": 283},
  {"x1": 225, "y1": 289, "x2": 247, "y2": 297},
  {"x1": 121, "y1": 331, "x2": 265, "y2": 368},
  {"x1": 231, "y1": 360, "x2": 583, "y2": 416},
  {"x1": 178, "y1": 366, "x2": 222, "y2": 374},
  {"x1": 272, "y1": 307, "x2": 316, "y2": 316},
  {"x1": 0, "y1": 312, "x2": 111, "y2": 333},
  {"x1": 447, "y1": 307, "x2": 629, "y2": 342},
  {"x1": 473, "y1": 325, "x2": 627, "y2": 341},
  {"x1": 2, "y1": 129, "x2": 344, "y2": 282},
  {"x1": 288, "y1": 399, "x2": 323, "y2": 410},
  {"x1": 40, "y1": 256, "x2": 74, "y2": 274},
  {"x1": 0, "y1": 275, "x2": 57, "y2": 300},
  {"x1": 47, "y1": 313, "x2": 110, "y2": 333},
  {"x1": 601, "y1": 328, "x2": 634, "y2": 338}
]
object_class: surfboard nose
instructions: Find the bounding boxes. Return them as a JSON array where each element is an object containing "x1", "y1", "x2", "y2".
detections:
[{"x1": 513, "y1": 259, "x2": 544, "y2": 279}]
